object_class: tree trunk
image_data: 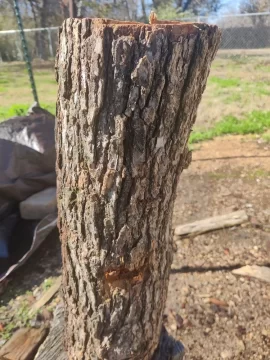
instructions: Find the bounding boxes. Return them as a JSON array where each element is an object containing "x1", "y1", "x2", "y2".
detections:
[
  {"x1": 141, "y1": 0, "x2": 148, "y2": 23},
  {"x1": 56, "y1": 18, "x2": 220, "y2": 360}
]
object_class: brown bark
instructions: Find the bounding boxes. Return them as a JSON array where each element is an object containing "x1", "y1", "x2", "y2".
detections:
[{"x1": 56, "y1": 18, "x2": 220, "y2": 360}]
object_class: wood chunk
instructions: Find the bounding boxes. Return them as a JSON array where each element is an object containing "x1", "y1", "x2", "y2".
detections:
[
  {"x1": 0, "y1": 327, "x2": 48, "y2": 360},
  {"x1": 30, "y1": 277, "x2": 61, "y2": 316},
  {"x1": 34, "y1": 304, "x2": 66, "y2": 360},
  {"x1": 232, "y1": 265, "x2": 270, "y2": 283},
  {"x1": 175, "y1": 210, "x2": 248, "y2": 237}
]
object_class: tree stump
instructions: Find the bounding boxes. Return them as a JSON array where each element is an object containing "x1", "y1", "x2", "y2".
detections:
[{"x1": 56, "y1": 17, "x2": 220, "y2": 360}]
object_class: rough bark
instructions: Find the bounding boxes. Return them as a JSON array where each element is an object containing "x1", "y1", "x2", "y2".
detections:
[
  {"x1": 34, "y1": 304, "x2": 66, "y2": 360},
  {"x1": 56, "y1": 18, "x2": 220, "y2": 360}
]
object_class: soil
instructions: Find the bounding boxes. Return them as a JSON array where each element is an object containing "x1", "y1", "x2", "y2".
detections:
[
  {"x1": 0, "y1": 134, "x2": 270, "y2": 359},
  {"x1": 167, "y1": 135, "x2": 270, "y2": 360},
  {"x1": 0, "y1": 229, "x2": 62, "y2": 344}
]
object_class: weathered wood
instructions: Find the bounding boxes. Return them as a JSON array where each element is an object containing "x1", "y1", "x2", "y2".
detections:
[
  {"x1": 56, "y1": 17, "x2": 220, "y2": 359},
  {"x1": 0, "y1": 328, "x2": 48, "y2": 360},
  {"x1": 34, "y1": 305, "x2": 66, "y2": 360},
  {"x1": 30, "y1": 277, "x2": 62, "y2": 316},
  {"x1": 232, "y1": 265, "x2": 270, "y2": 283},
  {"x1": 175, "y1": 210, "x2": 248, "y2": 237},
  {"x1": 35, "y1": 305, "x2": 185, "y2": 360}
]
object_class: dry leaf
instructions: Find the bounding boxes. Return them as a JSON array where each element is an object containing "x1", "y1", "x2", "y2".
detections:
[{"x1": 208, "y1": 298, "x2": 228, "y2": 307}]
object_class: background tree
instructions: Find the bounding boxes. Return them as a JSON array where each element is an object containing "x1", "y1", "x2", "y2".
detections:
[
  {"x1": 240, "y1": 0, "x2": 270, "y2": 13},
  {"x1": 0, "y1": 0, "x2": 224, "y2": 61},
  {"x1": 239, "y1": 0, "x2": 270, "y2": 26},
  {"x1": 156, "y1": 0, "x2": 223, "y2": 16}
]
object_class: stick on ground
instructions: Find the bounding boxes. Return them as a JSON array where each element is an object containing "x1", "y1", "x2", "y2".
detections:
[{"x1": 175, "y1": 210, "x2": 248, "y2": 237}]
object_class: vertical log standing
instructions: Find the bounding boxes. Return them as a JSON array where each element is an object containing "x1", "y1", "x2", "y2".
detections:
[{"x1": 56, "y1": 18, "x2": 220, "y2": 360}]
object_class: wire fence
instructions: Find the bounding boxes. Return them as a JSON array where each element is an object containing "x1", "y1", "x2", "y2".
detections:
[
  {"x1": 182, "y1": 12, "x2": 270, "y2": 55},
  {"x1": 1, "y1": 12, "x2": 270, "y2": 61},
  {"x1": 0, "y1": 27, "x2": 59, "y2": 62}
]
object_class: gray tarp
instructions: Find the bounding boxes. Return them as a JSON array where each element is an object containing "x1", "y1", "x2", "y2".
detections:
[{"x1": 0, "y1": 106, "x2": 57, "y2": 281}]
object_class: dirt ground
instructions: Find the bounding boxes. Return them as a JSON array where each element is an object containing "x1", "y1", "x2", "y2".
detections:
[
  {"x1": 0, "y1": 135, "x2": 269, "y2": 359},
  {"x1": 166, "y1": 135, "x2": 270, "y2": 360}
]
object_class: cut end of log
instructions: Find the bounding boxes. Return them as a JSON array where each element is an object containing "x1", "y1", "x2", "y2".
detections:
[{"x1": 63, "y1": 17, "x2": 220, "y2": 39}]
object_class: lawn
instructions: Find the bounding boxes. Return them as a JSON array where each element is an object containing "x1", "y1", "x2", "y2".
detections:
[
  {"x1": 0, "y1": 55, "x2": 270, "y2": 140},
  {"x1": 196, "y1": 55, "x2": 270, "y2": 129},
  {"x1": 0, "y1": 60, "x2": 57, "y2": 119}
]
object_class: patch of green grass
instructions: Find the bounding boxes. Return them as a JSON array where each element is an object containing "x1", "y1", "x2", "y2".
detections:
[
  {"x1": 0, "y1": 104, "x2": 29, "y2": 119},
  {"x1": 208, "y1": 76, "x2": 242, "y2": 88},
  {"x1": 190, "y1": 111, "x2": 270, "y2": 144},
  {"x1": 206, "y1": 72, "x2": 270, "y2": 108},
  {"x1": 0, "y1": 62, "x2": 57, "y2": 112},
  {"x1": 0, "y1": 78, "x2": 9, "y2": 85},
  {"x1": 0, "y1": 301, "x2": 32, "y2": 340},
  {"x1": 255, "y1": 62, "x2": 270, "y2": 72},
  {"x1": 189, "y1": 130, "x2": 214, "y2": 143},
  {"x1": 42, "y1": 277, "x2": 53, "y2": 291},
  {"x1": 230, "y1": 56, "x2": 250, "y2": 66},
  {"x1": 224, "y1": 93, "x2": 242, "y2": 104},
  {"x1": 247, "y1": 169, "x2": 270, "y2": 179},
  {"x1": 43, "y1": 103, "x2": 56, "y2": 114},
  {"x1": 262, "y1": 133, "x2": 270, "y2": 142},
  {"x1": 255, "y1": 87, "x2": 270, "y2": 96},
  {"x1": 0, "y1": 103, "x2": 55, "y2": 122},
  {"x1": 208, "y1": 171, "x2": 240, "y2": 180}
]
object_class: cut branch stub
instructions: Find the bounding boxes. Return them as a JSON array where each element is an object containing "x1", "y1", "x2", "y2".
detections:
[{"x1": 56, "y1": 18, "x2": 221, "y2": 360}]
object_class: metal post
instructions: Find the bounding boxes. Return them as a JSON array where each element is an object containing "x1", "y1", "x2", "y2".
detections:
[
  {"x1": 77, "y1": 0, "x2": 83, "y2": 17},
  {"x1": 69, "y1": 0, "x2": 74, "y2": 17},
  {"x1": 47, "y1": 28, "x2": 54, "y2": 57},
  {"x1": 13, "y1": 0, "x2": 39, "y2": 105}
]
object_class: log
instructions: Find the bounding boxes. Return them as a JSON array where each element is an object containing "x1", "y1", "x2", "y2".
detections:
[
  {"x1": 175, "y1": 210, "x2": 248, "y2": 237},
  {"x1": 0, "y1": 327, "x2": 48, "y2": 360},
  {"x1": 232, "y1": 265, "x2": 270, "y2": 283},
  {"x1": 34, "y1": 305, "x2": 66, "y2": 360},
  {"x1": 29, "y1": 276, "x2": 62, "y2": 316},
  {"x1": 35, "y1": 304, "x2": 185, "y2": 360},
  {"x1": 56, "y1": 16, "x2": 220, "y2": 359}
]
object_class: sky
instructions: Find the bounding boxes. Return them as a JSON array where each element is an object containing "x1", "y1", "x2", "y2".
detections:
[{"x1": 220, "y1": 0, "x2": 241, "y2": 14}]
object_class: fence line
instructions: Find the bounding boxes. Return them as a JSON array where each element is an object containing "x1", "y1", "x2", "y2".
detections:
[
  {"x1": 1, "y1": 12, "x2": 270, "y2": 61},
  {"x1": 0, "y1": 27, "x2": 59, "y2": 35},
  {"x1": 181, "y1": 10, "x2": 270, "y2": 22}
]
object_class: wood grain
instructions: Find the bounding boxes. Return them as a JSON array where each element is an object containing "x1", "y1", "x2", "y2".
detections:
[
  {"x1": 0, "y1": 328, "x2": 48, "y2": 360},
  {"x1": 175, "y1": 210, "x2": 248, "y2": 237}
]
